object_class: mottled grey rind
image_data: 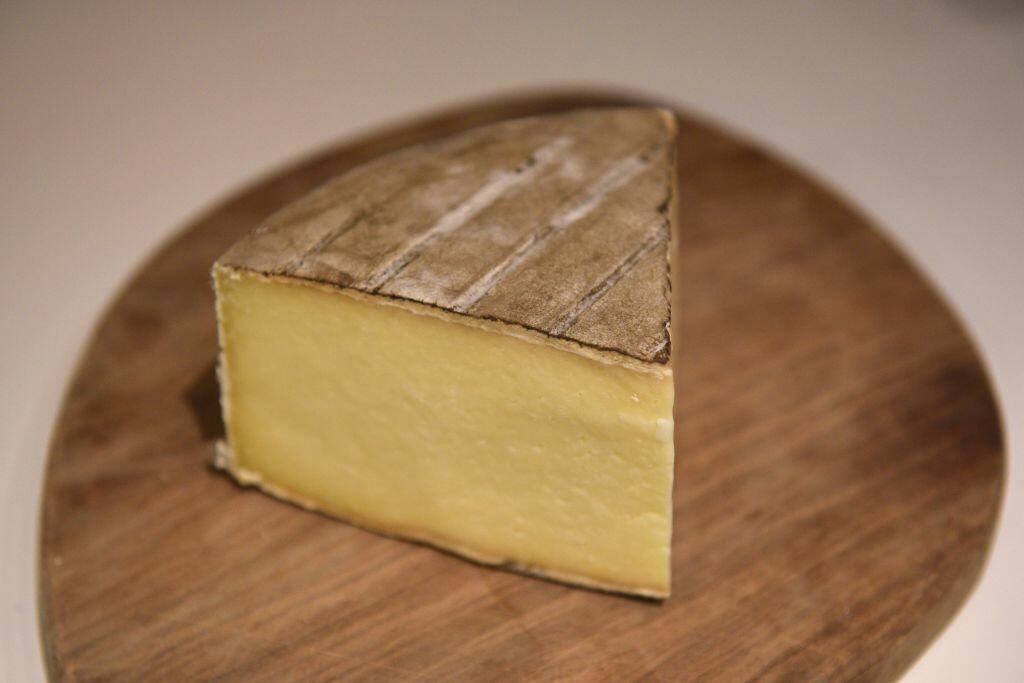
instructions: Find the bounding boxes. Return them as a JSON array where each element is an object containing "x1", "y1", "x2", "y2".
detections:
[{"x1": 218, "y1": 108, "x2": 676, "y2": 364}]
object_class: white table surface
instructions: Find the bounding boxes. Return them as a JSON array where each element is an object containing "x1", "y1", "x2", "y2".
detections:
[{"x1": 2, "y1": 2, "x2": 1022, "y2": 680}]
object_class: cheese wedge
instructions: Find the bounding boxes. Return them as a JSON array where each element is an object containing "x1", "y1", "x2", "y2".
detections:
[{"x1": 214, "y1": 108, "x2": 678, "y2": 597}]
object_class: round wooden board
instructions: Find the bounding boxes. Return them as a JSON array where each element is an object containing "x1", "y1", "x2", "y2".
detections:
[{"x1": 41, "y1": 91, "x2": 1004, "y2": 682}]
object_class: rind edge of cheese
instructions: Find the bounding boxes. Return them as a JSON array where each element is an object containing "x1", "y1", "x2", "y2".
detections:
[{"x1": 216, "y1": 107, "x2": 677, "y2": 367}]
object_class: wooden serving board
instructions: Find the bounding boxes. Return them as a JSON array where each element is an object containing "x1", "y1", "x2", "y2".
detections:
[{"x1": 41, "y1": 91, "x2": 1004, "y2": 682}]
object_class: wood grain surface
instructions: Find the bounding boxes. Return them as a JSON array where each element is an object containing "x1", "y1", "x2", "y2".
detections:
[{"x1": 40, "y1": 90, "x2": 1004, "y2": 682}]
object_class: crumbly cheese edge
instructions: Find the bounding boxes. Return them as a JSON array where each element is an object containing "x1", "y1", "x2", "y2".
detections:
[{"x1": 213, "y1": 441, "x2": 669, "y2": 599}]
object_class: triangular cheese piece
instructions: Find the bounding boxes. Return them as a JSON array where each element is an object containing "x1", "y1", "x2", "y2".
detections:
[{"x1": 214, "y1": 108, "x2": 677, "y2": 597}]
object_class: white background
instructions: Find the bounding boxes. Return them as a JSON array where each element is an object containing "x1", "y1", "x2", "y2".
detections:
[{"x1": 2, "y1": 1, "x2": 1022, "y2": 680}]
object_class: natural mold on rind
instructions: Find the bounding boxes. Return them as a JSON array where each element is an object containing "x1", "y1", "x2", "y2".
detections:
[{"x1": 217, "y1": 107, "x2": 677, "y2": 365}]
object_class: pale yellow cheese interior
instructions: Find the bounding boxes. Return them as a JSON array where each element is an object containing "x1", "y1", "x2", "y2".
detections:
[{"x1": 216, "y1": 267, "x2": 674, "y2": 596}]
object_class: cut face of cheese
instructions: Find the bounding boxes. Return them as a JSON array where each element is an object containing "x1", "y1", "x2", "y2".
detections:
[
  {"x1": 214, "y1": 107, "x2": 678, "y2": 597},
  {"x1": 216, "y1": 269, "x2": 674, "y2": 595}
]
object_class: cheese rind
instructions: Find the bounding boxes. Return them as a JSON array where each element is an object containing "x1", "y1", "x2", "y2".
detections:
[
  {"x1": 219, "y1": 108, "x2": 675, "y2": 364},
  {"x1": 214, "y1": 108, "x2": 678, "y2": 596}
]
